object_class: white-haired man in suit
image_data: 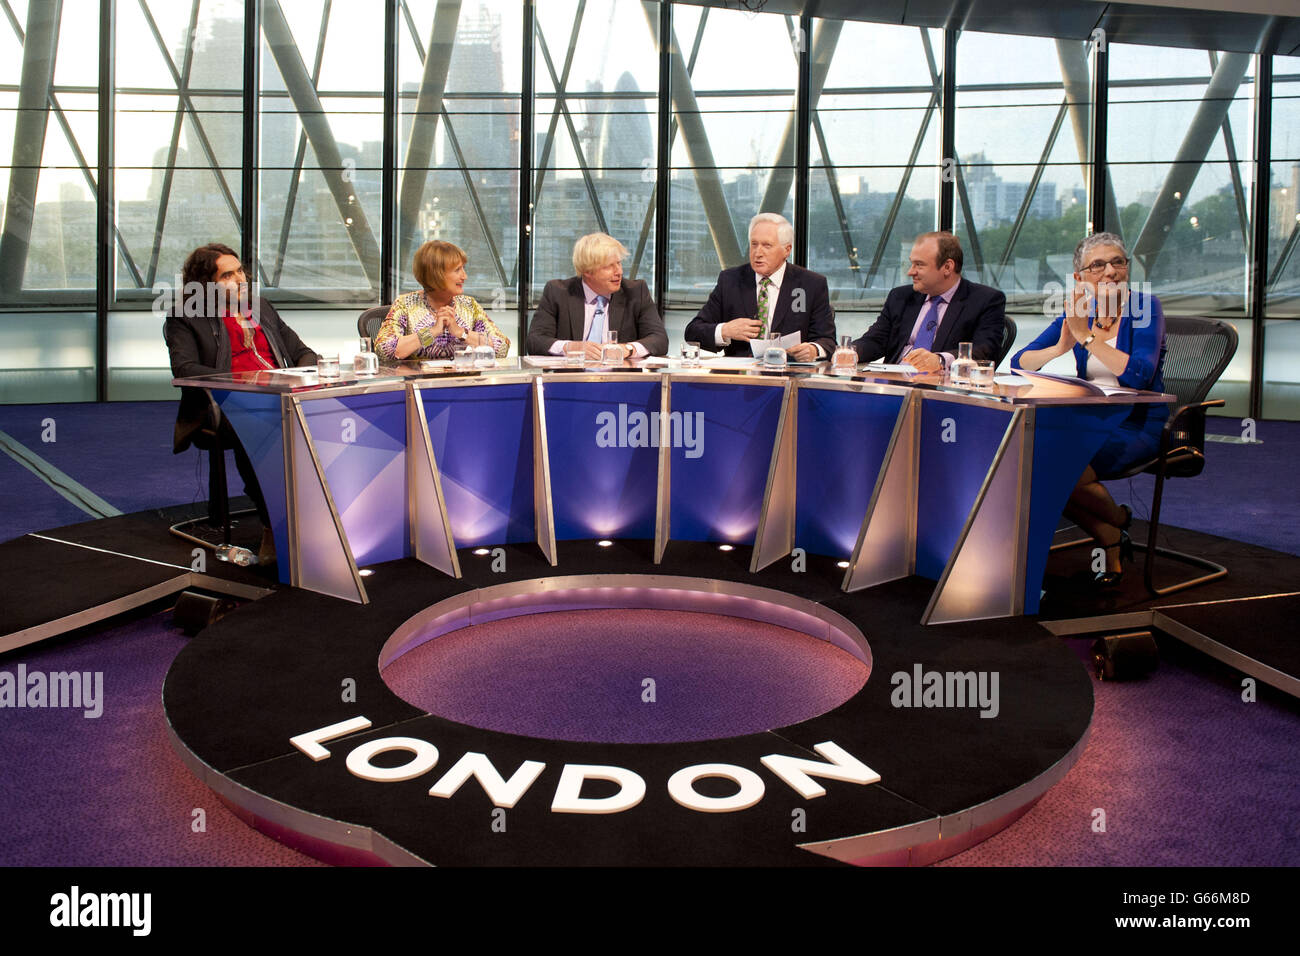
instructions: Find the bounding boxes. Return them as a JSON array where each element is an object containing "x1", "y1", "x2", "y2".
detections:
[{"x1": 684, "y1": 213, "x2": 837, "y2": 361}]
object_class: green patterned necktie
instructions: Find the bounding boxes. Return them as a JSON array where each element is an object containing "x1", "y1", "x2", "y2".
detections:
[{"x1": 757, "y1": 276, "x2": 773, "y2": 337}]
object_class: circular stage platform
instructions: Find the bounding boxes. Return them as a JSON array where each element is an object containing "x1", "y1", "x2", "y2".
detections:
[{"x1": 163, "y1": 540, "x2": 1093, "y2": 866}]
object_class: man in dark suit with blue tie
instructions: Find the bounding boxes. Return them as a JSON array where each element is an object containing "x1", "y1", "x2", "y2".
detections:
[
  {"x1": 853, "y1": 231, "x2": 1006, "y2": 372},
  {"x1": 527, "y1": 233, "x2": 668, "y2": 359},
  {"x1": 684, "y1": 213, "x2": 837, "y2": 361}
]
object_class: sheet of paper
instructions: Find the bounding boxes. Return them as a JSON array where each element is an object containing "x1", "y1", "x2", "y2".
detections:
[
  {"x1": 1011, "y1": 367, "x2": 1106, "y2": 395},
  {"x1": 699, "y1": 356, "x2": 760, "y2": 370},
  {"x1": 522, "y1": 356, "x2": 565, "y2": 368},
  {"x1": 861, "y1": 362, "x2": 918, "y2": 374},
  {"x1": 748, "y1": 331, "x2": 801, "y2": 357}
]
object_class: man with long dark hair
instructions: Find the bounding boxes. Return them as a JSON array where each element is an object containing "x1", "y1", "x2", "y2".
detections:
[{"x1": 163, "y1": 243, "x2": 317, "y2": 565}]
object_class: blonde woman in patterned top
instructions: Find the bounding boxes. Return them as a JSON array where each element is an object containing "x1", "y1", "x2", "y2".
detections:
[{"x1": 374, "y1": 240, "x2": 510, "y2": 361}]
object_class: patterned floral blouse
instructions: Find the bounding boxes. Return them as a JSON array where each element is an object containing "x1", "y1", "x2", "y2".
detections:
[{"x1": 374, "y1": 291, "x2": 511, "y2": 361}]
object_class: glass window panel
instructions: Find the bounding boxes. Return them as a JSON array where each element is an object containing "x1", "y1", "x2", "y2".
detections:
[
  {"x1": 258, "y1": 0, "x2": 383, "y2": 301},
  {"x1": 1263, "y1": 56, "x2": 1300, "y2": 419},
  {"x1": 115, "y1": 0, "x2": 246, "y2": 297},
  {"x1": 0, "y1": 2, "x2": 99, "y2": 304},
  {"x1": 1262, "y1": 319, "x2": 1300, "y2": 420},
  {"x1": 1107, "y1": 43, "x2": 1253, "y2": 313},
  {"x1": 396, "y1": 0, "x2": 522, "y2": 312},
  {"x1": 954, "y1": 32, "x2": 1092, "y2": 305},
  {"x1": 0, "y1": 312, "x2": 96, "y2": 403},
  {"x1": 532, "y1": 0, "x2": 657, "y2": 302},
  {"x1": 106, "y1": 310, "x2": 174, "y2": 400},
  {"x1": 667, "y1": 5, "x2": 797, "y2": 306},
  {"x1": 809, "y1": 21, "x2": 943, "y2": 311}
]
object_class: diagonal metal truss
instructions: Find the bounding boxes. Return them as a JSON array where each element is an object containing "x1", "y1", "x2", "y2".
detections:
[
  {"x1": 630, "y1": 3, "x2": 711, "y2": 278},
  {"x1": 0, "y1": 0, "x2": 63, "y2": 294},
  {"x1": 395, "y1": 0, "x2": 511, "y2": 290},
  {"x1": 863, "y1": 28, "x2": 943, "y2": 289},
  {"x1": 261, "y1": 0, "x2": 381, "y2": 291},
  {"x1": 136, "y1": 0, "x2": 246, "y2": 272},
  {"x1": 269, "y1": 0, "x2": 333, "y2": 288},
  {"x1": 0, "y1": 0, "x2": 144, "y2": 290}
]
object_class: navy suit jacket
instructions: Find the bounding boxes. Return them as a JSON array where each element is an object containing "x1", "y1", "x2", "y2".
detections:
[
  {"x1": 852, "y1": 277, "x2": 1006, "y2": 364},
  {"x1": 684, "y1": 262, "x2": 837, "y2": 357},
  {"x1": 526, "y1": 276, "x2": 668, "y2": 356}
]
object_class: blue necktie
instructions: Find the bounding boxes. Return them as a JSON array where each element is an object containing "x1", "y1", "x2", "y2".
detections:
[
  {"x1": 586, "y1": 297, "x2": 607, "y2": 342},
  {"x1": 912, "y1": 296, "x2": 941, "y2": 353}
]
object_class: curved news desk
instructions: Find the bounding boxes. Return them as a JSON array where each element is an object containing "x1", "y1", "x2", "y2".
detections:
[{"x1": 174, "y1": 360, "x2": 1171, "y2": 624}]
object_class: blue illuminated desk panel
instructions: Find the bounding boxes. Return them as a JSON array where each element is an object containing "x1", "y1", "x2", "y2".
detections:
[{"x1": 174, "y1": 362, "x2": 1169, "y2": 623}]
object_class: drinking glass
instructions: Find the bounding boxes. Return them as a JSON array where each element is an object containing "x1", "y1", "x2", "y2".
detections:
[
  {"x1": 601, "y1": 330, "x2": 623, "y2": 366},
  {"x1": 316, "y1": 353, "x2": 341, "y2": 380},
  {"x1": 762, "y1": 332, "x2": 787, "y2": 369},
  {"x1": 970, "y1": 360, "x2": 996, "y2": 388},
  {"x1": 353, "y1": 338, "x2": 379, "y2": 376}
]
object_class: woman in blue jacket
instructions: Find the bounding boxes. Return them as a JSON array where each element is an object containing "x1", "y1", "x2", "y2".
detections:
[{"x1": 1013, "y1": 233, "x2": 1167, "y2": 586}]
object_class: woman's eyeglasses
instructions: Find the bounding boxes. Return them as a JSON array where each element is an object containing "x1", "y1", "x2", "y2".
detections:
[{"x1": 1081, "y1": 256, "x2": 1129, "y2": 275}]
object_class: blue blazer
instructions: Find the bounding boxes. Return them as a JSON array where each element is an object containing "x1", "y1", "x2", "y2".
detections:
[{"x1": 1011, "y1": 290, "x2": 1168, "y2": 428}]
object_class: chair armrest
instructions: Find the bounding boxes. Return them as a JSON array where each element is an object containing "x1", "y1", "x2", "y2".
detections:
[{"x1": 1159, "y1": 399, "x2": 1223, "y2": 456}]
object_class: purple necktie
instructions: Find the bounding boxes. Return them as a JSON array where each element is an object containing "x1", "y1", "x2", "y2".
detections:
[{"x1": 912, "y1": 296, "x2": 941, "y2": 353}]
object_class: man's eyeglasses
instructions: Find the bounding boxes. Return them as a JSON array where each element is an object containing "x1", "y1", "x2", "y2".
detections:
[{"x1": 1081, "y1": 256, "x2": 1129, "y2": 275}]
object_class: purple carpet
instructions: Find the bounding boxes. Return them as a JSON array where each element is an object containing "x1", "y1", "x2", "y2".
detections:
[
  {"x1": 0, "y1": 611, "x2": 321, "y2": 867},
  {"x1": 940, "y1": 636, "x2": 1300, "y2": 866},
  {"x1": 382, "y1": 608, "x2": 869, "y2": 743}
]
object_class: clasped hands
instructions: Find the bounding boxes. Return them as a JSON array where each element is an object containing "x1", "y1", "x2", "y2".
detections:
[
  {"x1": 1056, "y1": 281, "x2": 1120, "y2": 353},
  {"x1": 430, "y1": 305, "x2": 482, "y2": 348},
  {"x1": 571, "y1": 340, "x2": 631, "y2": 361}
]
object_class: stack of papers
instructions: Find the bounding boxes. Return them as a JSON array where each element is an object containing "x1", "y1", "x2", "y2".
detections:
[{"x1": 1011, "y1": 368, "x2": 1136, "y2": 396}]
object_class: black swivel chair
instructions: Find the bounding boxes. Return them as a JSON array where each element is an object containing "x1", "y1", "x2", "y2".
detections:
[
  {"x1": 1054, "y1": 316, "x2": 1238, "y2": 596},
  {"x1": 995, "y1": 316, "x2": 1018, "y2": 366},
  {"x1": 1114, "y1": 315, "x2": 1238, "y2": 595},
  {"x1": 357, "y1": 305, "x2": 391, "y2": 342}
]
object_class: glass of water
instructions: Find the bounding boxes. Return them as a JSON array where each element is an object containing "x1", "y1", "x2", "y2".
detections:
[
  {"x1": 682, "y1": 341, "x2": 701, "y2": 368},
  {"x1": 353, "y1": 338, "x2": 379, "y2": 376},
  {"x1": 970, "y1": 360, "x2": 996, "y2": 388},
  {"x1": 453, "y1": 345, "x2": 475, "y2": 371},
  {"x1": 601, "y1": 330, "x2": 623, "y2": 366},
  {"x1": 762, "y1": 332, "x2": 787, "y2": 369},
  {"x1": 316, "y1": 352, "x2": 341, "y2": 380},
  {"x1": 563, "y1": 340, "x2": 585, "y2": 367}
]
